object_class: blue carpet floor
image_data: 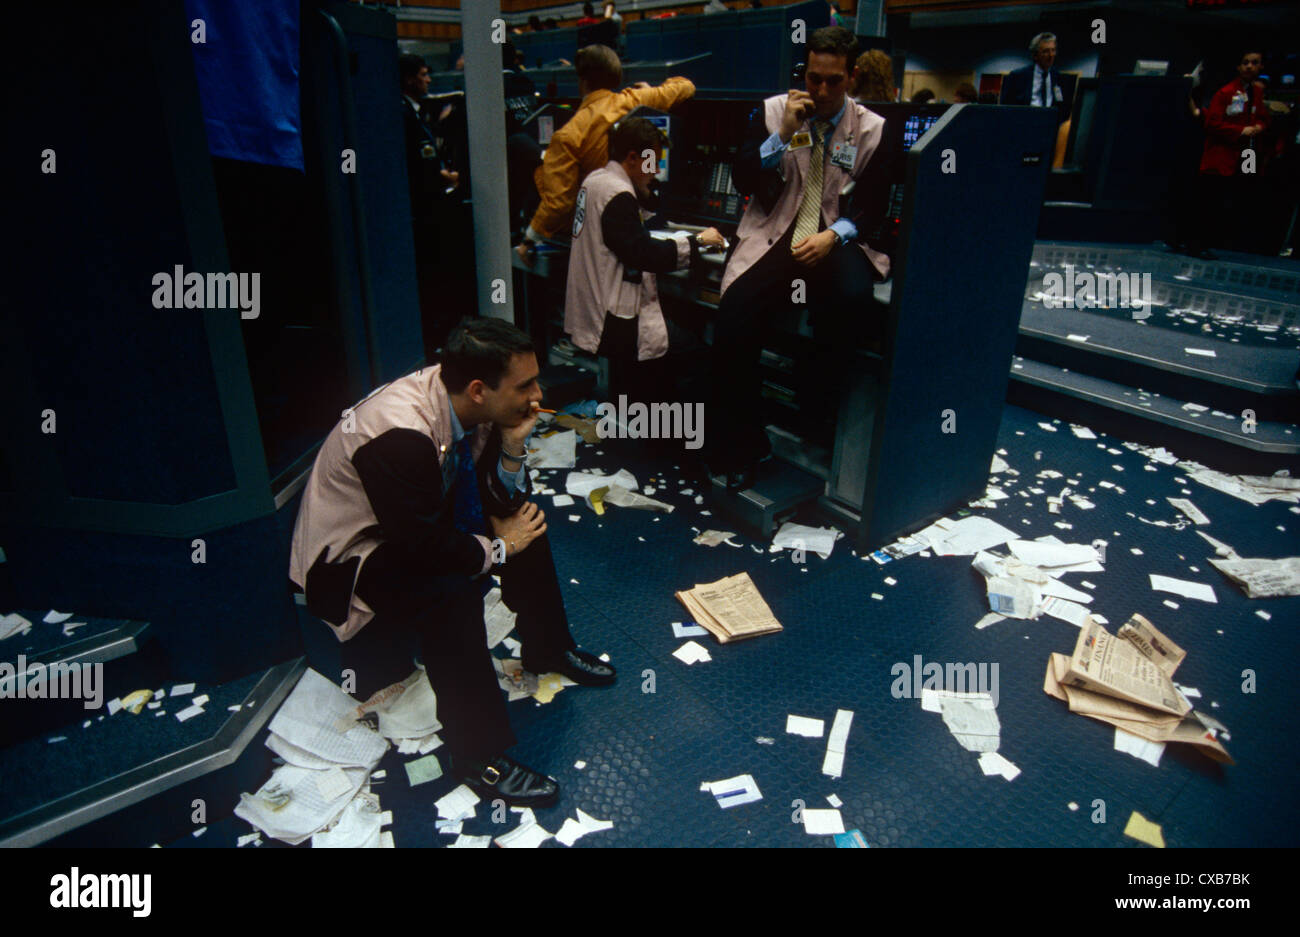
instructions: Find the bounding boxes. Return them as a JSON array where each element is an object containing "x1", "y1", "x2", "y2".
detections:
[{"x1": 186, "y1": 402, "x2": 1299, "y2": 848}]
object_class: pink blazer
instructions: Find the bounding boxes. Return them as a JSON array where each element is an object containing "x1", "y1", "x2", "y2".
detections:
[{"x1": 721, "y1": 94, "x2": 890, "y2": 298}]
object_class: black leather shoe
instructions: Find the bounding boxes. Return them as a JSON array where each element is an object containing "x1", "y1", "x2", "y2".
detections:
[
  {"x1": 449, "y1": 753, "x2": 559, "y2": 808},
  {"x1": 523, "y1": 648, "x2": 617, "y2": 687}
]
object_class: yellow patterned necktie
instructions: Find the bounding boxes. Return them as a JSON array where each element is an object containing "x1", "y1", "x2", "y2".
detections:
[{"x1": 791, "y1": 118, "x2": 831, "y2": 247}]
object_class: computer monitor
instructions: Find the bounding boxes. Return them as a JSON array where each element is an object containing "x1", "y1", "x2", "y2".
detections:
[
  {"x1": 901, "y1": 111, "x2": 942, "y2": 151},
  {"x1": 644, "y1": 115, "x2": 671, "y2": 182}
]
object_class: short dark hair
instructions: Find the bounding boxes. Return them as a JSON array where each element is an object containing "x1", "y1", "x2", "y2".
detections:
[
  {"x1": 576, "y1": 44, "x2": 622, "y2": 90},
  {"x1": 441, "y1": 317, "x2": 536, "y2": 392},
  {"x1": 583, "y1": 2, "x2": 596, "y2": 16},
  {"x1": 806, "y1": 26, "x2": 858, "y2": 69},
  {"x1": 911, "y1": 88, "x2": 935, "y2": 104},
  {"x1": 609, "y1": 117, "x2": 667, "y2": 163},
  {"x1": 399, "y1": 53, "x2": 428, "y2": 84}
]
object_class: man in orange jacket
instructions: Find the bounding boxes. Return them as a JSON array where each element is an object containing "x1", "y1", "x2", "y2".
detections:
[{"x1": 516, "y1": 44, "x2": 694, "y2": 263}]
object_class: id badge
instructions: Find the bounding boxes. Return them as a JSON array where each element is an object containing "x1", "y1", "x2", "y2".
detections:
[
  {"x1": 831, "y1": 142, "x2": 856, "y2": 170},
  {"x1": 789, "y1": 131, "x2": 812, "y2": 150},
  {"x1": 1053, "y1": 84, "x2": 1063, "y2": 102}
]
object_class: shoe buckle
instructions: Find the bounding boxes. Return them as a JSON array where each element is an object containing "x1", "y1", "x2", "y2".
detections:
[{"x1": 481, "y1": 765, "x2": 502, "y2": 785}]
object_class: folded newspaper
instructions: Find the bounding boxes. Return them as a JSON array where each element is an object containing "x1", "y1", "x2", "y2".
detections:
[
  {"x1": 675, "y1": 572, "x2": 783, "y2": 643},
  {"x1": 1043, "y1": 614, "x2": 1233, "y2": 764}
]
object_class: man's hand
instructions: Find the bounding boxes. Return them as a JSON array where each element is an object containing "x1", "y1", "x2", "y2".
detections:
[
  {"x1": 697, "y1": 227, "x2": 726, "y2": 249},
  {"x1": 440, "y1": 169, "x2": 459, "y2": 187},
  {"x1": 515, "y1": 240, "x2": 535, "y2": 266},
  {"x1": 1240, "y1": 124, "x2": 1263, "y2": 138},
  {"x1": 500, "y1": 404, "x2": 539, "y2": 457},
  {"x1": 791, "y1": 229, "x2": 837, "y2": 267},
  {"x1": 780, "y1": 90, "x2": 815, "y2": 142},
  {"x1": 490, "y1": 502, "x2": 547, "y2": 558}
]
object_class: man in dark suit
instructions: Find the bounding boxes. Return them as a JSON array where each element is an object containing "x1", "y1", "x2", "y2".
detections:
[{"x1": 1000, "y1": 32, "x2": 1076, "y2": 125}]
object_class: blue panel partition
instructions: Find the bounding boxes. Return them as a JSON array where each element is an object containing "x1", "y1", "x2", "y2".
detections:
[{"x1": 857, "y1": 104, "x2": 1059, "y2": 550}]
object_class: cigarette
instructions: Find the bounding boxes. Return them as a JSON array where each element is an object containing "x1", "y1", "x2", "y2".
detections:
[{"x1": 535, "y1": 406, "x2": 556, "y2": 414}]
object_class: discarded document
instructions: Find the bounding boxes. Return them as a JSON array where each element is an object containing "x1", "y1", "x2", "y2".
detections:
[
  {"x1": 977, "y1": 751, "x2": 1021, "y2": 781},
  {"x1": 675, "y1": 572, "x2": 783, "y2": 643},
  {"x1": 915, "y1": 516, "x2": 1018, "y2": 556},
  {"x1": 1180, "y1": 463, "x2": 1300, "y2": 506},
  {"x1": 1149, "y1": 574, "x2": 1217, "y2": 603},
  {"x1": 602, "y1": 484, "x2": 673, "y2": 513},
  {"x1": 1113, "y1": 727, "x2": 1164, "y2": 767},
  {"x1": 923, "y1": 689, "x2": 1000, "y2": 753},
  {"x1": 702, "y1": 774, "x2": 762, "y2": 809},
  {"x1": 311, "y1": 791, "x2": 384, "y2": 848},
  {"x1": 555, "y1": 808, "x2": 615, "y2": 846},
  {"x1": 525, "y1": 429, "x2": 577, "y2": 469},
  {"x1": 802, "y1": 808, "x2": 845, "y2": 835},
  {"x1": 1043, "y1": 615, "x2": 1232, "y2": 763},
  {"x1": 694, "y1": 529, "x2": 740, "y2": 547},
  {"x1": 772, "y1": 522, "x2": 842, "y2": 560},
  {"x1": 1208, "y1": 555, "x2": 1300, "y2": 598},
  {"x1": 672, "y1": 640, "x2": 712, "y2": 665},
  {"x1": 786, "y1": 714, "x2": 825, "y2": 738},
  {"x1": 1166, "y1": 498, "x2": 1209, "y2": 525},
  {"x1": 236, "y1": 763, "x2": 370, "y2": 845},
  {"x1": 822, "y1": 709, "x2": 854, "y2": 779}
]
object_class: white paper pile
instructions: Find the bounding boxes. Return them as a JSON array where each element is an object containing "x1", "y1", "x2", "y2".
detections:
[
  {"x1": 311, "y1": 790, "x2": 385, "y2": 848},
  {"x1": 235, "y1": 669, "x2": 388, "y2": 844},
  {"x1": 914, "y1": 517, "x2": 1018, "y2": 556},
  {"x1": 772, "y1": 522, "x2": 843, "y2": 560},
  {"x1": 973, "y1": 536, "x2": 1104, "y2": 622},
  {"x1": 1180, "y1": 463, "x2": 1300, "y2": 506},
  {"x1": 525, "y1": 430, "x2": 577, "y2": 469}
]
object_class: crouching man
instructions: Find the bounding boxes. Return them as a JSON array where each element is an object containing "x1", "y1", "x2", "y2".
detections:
[{"x1": 289, "y1": 317, "x2": 615, "y2": 808}]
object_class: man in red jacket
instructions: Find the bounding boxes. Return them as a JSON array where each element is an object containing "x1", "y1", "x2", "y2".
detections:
[{"x1": 1193, "y1": 50, "x2": 1270, "y2": 256}]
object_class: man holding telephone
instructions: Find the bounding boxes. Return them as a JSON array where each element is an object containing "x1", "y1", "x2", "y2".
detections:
[{"x1": 708, "y1": 26, "x2": 890, "y2": 484}]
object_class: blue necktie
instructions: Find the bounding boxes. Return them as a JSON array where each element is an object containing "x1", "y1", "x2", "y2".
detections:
[
  {"x1": 452, "y1": 435, "x2": 487, "y2": 539},
  {"x1": 453, "y1": 435, "x2": 493, "y2": 594}
]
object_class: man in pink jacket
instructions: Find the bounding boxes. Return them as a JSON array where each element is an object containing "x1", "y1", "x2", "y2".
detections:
[
  {"x1": 564, "y1": 117, "x2": 724, "y2": 415},
  {"x1": 289, "y1": 317, "x2": 615, "y2": 807},
  {"x1": 710, "y1": 26, "x2": 890, "y2": 484}
]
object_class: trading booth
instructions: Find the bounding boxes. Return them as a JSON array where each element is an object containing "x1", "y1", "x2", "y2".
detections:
[{"x1": 513, "y1": 94, "x2": 1057, "y2": 553}]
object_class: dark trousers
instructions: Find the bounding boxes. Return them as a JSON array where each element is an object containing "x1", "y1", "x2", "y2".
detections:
[
  {"x1": 349, "y1": 532, "x2": 577, "y2": 760},
  {"x1": 594, "y1": 311, "x2": 708, "y2": 410},
  {"x1": 710, "y1": 224, "x2": 884, "y2": 461}
]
